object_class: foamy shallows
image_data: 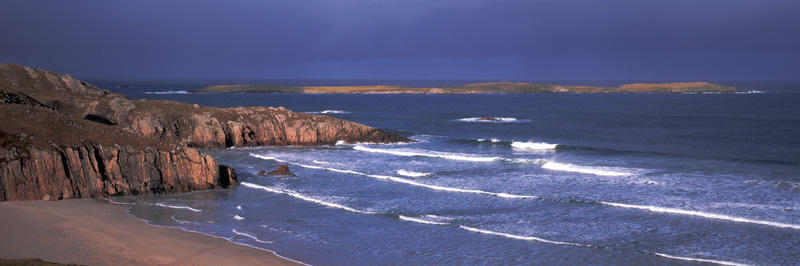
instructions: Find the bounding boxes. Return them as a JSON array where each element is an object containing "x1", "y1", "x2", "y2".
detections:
[
  {"x1": 353, "y1": 146, "x2": 501, "y2": 162},
  {"x1": 510, "y1": 141, "x2": 559, "y2": 150},
  {"x1": 398, "y1": 215, "x2": 450, "y2": 225},
  {"x1": 650, "y1": 252, "x2": 748, "y2": 266},
  {"x1": 541, "y1": 161, "x2": 633, "y2": 177},
  {"x1": 458, "y1": 226, "x2": 583, "y2": 246},
  {"x1": 734, "y1": 90, "x2": 765, "y2": 94},
  {"x1": 232, "y1": 229, "x2": 273, "y2": 244},
  {"x1": 600, "y1": 201, "x2": 800, "y2": 230},
  {"x1": 155, "y1": 203, "x2": 202, "y2": 212},
  {"x1": 241, "y1": 182, "x2": 376, "y2": 215},
  {"x1": 144, "y1": 90, "x2": 189, "y2": 94},
  {"x1": 249, "y1": 154, "x2": 537, "y2": 199},
  {"x1": 396, "y1": 169, "x2": 431, "y2": 178},
  {"x1": 309, "y1": 110, "x2": 350, "y2": 114},
  {"x1": 456, "y1": 117, "x2": 526, "y2": 123}
]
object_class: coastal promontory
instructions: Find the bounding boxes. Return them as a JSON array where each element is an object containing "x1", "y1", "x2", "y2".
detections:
[{"x1": 0, "y1": 63, "x2": 410, "y2": 201}]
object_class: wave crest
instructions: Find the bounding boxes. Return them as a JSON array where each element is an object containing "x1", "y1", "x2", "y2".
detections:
[
  {"x1": 455, "y1": 117, "x2": 528, "y2": 123},
  {"x1": 511, "y1": 141, "x2": 559, "y2": 150},
  {"x1": 353, "y1": 146, "x2": 502, "y2": 162},
  {"x1": 155, "y1": 203, "x2": 202, "y2": 212},
  {"x1": 542, "y1": 161, "x2": 633, "y2": 177},
  {"x1": 396, "y1": 169, "x2": 431, "y2": 178},
  {"x1": 144, "y1": 90, "x2": 189, "y2": 94}
]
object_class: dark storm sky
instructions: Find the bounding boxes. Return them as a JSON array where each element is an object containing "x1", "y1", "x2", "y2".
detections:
[{"x1": 1, "y1": 0, "x2": 798, "y2": 81}]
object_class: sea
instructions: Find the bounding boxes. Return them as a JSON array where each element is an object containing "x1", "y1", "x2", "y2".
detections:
[{"x1": 93, "y1": 80, "x2": 800, "y2": 265}]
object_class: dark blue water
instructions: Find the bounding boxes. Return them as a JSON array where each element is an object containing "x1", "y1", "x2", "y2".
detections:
[{"x1": 101, "y1": 81, "x2": 800, "y2": 265}]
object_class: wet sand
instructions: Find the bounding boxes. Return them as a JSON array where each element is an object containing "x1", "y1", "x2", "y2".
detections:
[{"x1": 0, "y1": 199, "x2": 298, "y2": 265}]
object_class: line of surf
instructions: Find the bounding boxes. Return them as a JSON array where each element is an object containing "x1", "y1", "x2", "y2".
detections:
[
  {"x1": 232, "y1": 229, "x2": 273, "y2": 244},
  {"x1": 240, "y1": 181, "x2": 746, "y2": 265},
  {"x1": 154, "y1": 203, "x2": 203, "y2": 212},
  {"x1": 250, "y1": 154, "x2": 797, "y2": 232},
  {"x1": 249, "y1": 154, "x2": 536, "y2": 199},
  {"x1": 352, "y1": 146, "x2": 633, "y2": 176},
  {"x1": 353, "y1": 146, "x2": 502, "y2": 162},
  {"x1": 241, "y1": 182, "x2": 376, "y2": 215},
  {"x1": 600, "y1": 201, "x2": 800, "y2": 230},
  {"x1": 649, "y1": 252, "x2": 748, "y2": 266},
  {"x1": 541, "y1": 161, "x2": 633, "y2": 177}
]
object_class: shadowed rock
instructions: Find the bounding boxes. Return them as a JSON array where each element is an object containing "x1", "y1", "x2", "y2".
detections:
[
  {"x1": 0, "y1": 63, "x2": 408, "y2": 201},
  {"x1": 266, "y1": 165, "x2": 295, "y2": 177}
]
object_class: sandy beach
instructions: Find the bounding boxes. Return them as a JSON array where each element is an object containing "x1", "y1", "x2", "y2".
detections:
[{"x1": 0, "y1": 199, "x2": 297, "y2": 266}]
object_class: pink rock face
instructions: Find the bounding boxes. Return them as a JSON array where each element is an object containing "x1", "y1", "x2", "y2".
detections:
[
  {"x1": 0, "y1": 145, "x2": 228, "y2": 201},
  {"x1": 0, "y1": 63, "x2": 408, "y2": 201}
]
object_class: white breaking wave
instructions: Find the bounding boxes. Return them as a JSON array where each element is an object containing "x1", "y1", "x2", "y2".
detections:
[
  {"x1": 511, "y1": 141, "x2": 559, "y2": 150},
  {"x1": 650, "y1": 252, "x2": 748, "y2": 266},
  {"x1": 236, "y1": 205, "x2": 243, "y2": 210},
  {"x1": 335, "y1": 140, "x2": 349, "y2": 145},
  {"x1": 309, "y1": 110, "x2": 350, "y2": 114},
  {"x1": 241, "y1": 182, "x2": 376, "y2": 215},
  {"x1": 249, "y1": 154, "x2": 537, "y2": 199},
  {"x1": 170, "y1": 215, "x2": 192, "y2": 224},
  {"x1": 144, "y1": 90, "x2": 189, "y2": 94},
  {"x1": 734, "y1": 90, "x2": 765, "y2": 94},
  {"x1": 398, "y1": 215, "x2": 450, "y2": 225},
  {"x1": 233, "y1": 215, "x2": 245, "y2": 220},
  {"x1": 600, "y1": 201, "x2": 800, "y2": 230},
  {"x1": 542, "y1": 161, "x2": 633, "y2": 177},
  {"x1": 459, "y1": 226, "x2": 583, "y2": 246},
  {"x1": 353, "y1": 146, "x2": 501, "y2": 162},
  {"x1": 396, "y1": 169, "x2": 431, "y2": 178},
  {"x1": 456, "y1": 117, "x2": 525, "y2": 123},
  {"x1": 232, "y1": 229, "x2": 273, "y2": 244},
  {"x1": 155, "y1": 203, "x2": 202, "y2": 212},
  {"x1": 313, "y1": 160, "x2": 332, "y2": 165}
]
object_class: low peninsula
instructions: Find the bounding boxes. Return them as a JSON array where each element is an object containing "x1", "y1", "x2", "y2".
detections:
[{"x1": 193, "y1": 81, "x2": 738, "y2": 94}]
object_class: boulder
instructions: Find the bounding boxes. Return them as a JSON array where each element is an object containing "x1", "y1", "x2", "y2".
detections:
[{"x1": 266, "y1": 165, "x2": 295, "y2": 177}]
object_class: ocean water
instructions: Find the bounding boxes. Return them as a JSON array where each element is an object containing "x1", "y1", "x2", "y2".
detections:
[{"x1": 99, "y1": 81, "x2": 800, "y2": 265}]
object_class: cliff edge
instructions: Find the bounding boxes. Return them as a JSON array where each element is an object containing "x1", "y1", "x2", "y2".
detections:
[{"x1": 0, "y1": 63, "x2": 409, "y2": 201}]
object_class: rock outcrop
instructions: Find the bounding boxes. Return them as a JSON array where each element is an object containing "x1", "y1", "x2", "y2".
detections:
[
  {"x1": 0, "y1": 63, "x2": 408, "y2": 201},
  {"x1": 265, "y1": 165, "x2": 295, "y2": 177}
]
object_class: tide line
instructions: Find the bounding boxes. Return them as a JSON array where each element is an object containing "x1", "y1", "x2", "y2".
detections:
[
  {"x1": 251, "y1": 153, "x2": 799, "y2": 232},
  {"x1": 241, "y1": 182, "x2": 376, "y2": 215},
  {"x1": 599, "y1": 201, "x2": 800, "y2": 230},
  {"x1": 249, "y1": 153, "x2": 536, "y2": 199}
]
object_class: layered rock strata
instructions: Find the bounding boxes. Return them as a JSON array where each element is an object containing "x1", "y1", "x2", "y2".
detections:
[{"x1": 0, "y1": 63, "x2": 407, "y2": 201}]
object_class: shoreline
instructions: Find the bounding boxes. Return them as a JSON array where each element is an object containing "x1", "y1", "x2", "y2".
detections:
[{"x1": 0, "y1": 198, "x2": 298, "y2": 266}]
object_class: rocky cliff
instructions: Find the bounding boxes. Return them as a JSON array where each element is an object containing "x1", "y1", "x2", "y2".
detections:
[{"x1": 0, "y1": 63, "x2": 409, "y2": 201}]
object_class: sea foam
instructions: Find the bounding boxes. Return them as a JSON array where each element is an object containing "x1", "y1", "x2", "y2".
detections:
[
  {"x1": 511, "y1": 141, "x2": 559, "y2": 150},
  {"x1": 249, "y1": 154, "x2": 537, "y2": 199},
  {"x1": 649, "y1": 252, "x2": 748, "y2": 266},
  {"x1": 396, "y1": 169, "x2": 431, "y2": 178},
  {"x1": 600, "y1": 201, "x2": 800, "y2": 230},
  {"x1": 455, "y1": 117, "x2": 526, "y2": 123},
  {"x1": 398, "y1": 215, "x2": 450, "y2": 225},
  {"x1": 309, "y1": 110, "x2": 350, "y2": 114},
  {"x1": 241, "y1": 182, "x2": 376, "y2": 215},
  {"x1": 458, "y1": 226, "x2": 583, "y2": 246},
  {"x1": 144, "y1": 90, "x2": 189, "y2": 94},
  {"x1": 542, "y1": 161, "x2": 633, "y2": 177},
  {"x1": 155, "y1": 203, "x2": 203, "y2": 212},
  {"x1": 232, "y1": 229, "x2": 273, "y2": 244},
  {"x1": 353, "y1": 146, "x2": 501, "y2": 162}
]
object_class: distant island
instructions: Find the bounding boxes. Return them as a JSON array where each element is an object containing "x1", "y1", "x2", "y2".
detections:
[{"x1": 192, "y1": 81, "x2": 738, "y2": 94}]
